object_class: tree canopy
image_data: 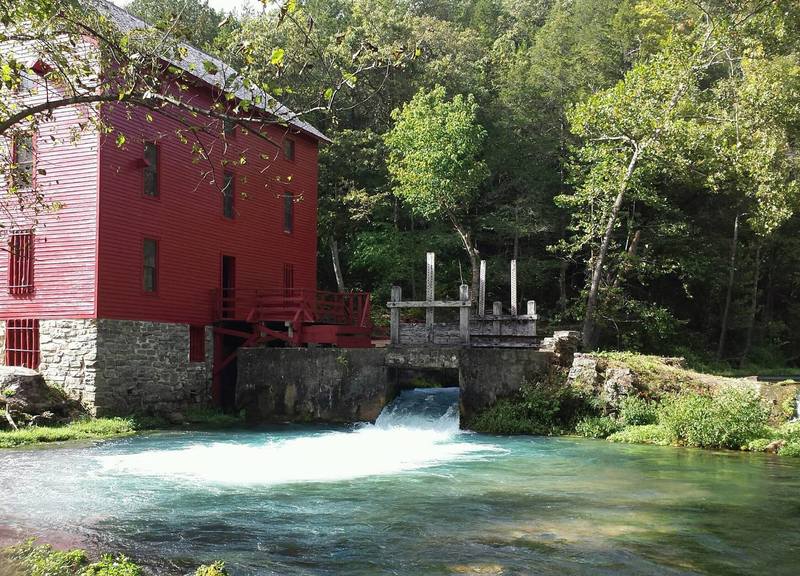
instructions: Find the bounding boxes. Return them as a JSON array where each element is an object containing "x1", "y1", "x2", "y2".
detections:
[{"x1": 4, "y1": 0, "x2": 800, "y2": 368}]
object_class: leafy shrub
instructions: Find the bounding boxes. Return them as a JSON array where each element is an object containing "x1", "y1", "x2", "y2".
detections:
[
  {"x1": 468, "y1": 370, "x2": 594, "y2": 435},
  {"x1": 659, "y1": 387, "x2": 769, "y2": 449},
  {"x1": 83, "y1": 555, "x2": 143, "y2": 576},
  {"x1": 3, "y1": 540, "x2": 88, "y2": 576},
  {"x1": 776, "y1": 422, "x2": 800, "y2": 442},
  {"x1": 195, "y1": 561, "x2": 229, "y2": 576},
  {"x1": 607, "y1": 424, "x2": 672, "y2": 445},
  {"x1": 746, "y1": 438, "x2": 773, "y2": 452},
  {"x1": 575, "y1": 416, "x2": 621, "y2": 439},
  {"x1": 619, "y1": 396, "x2": 658, "y2": 426},
  {"x1": 469, "y1": 398, "x2": 547, "y2": 435},
  {"x1": 778, "y1": 442, "x2": 800, "y2": 457}
]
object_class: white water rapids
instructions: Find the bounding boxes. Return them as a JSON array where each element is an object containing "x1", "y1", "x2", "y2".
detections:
[{"x1": 97, "y1": 388, "x2": 503, "y2": 486}]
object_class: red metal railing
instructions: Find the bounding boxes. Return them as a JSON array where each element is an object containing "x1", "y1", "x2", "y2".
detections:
[{"x1": 213, "y1": 288, "x2": 372, "y2": 328}]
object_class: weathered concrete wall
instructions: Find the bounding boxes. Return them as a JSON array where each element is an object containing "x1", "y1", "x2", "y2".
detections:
[
  {"x1": 93, "y1": 320, "x2": 213, "y2": 416},
  {"x1": 458, "y1": 349, "x2": 554, "y2": 423},
  {"x1": 239, "y1": 345, "x2": 556, "y2": 427},
  {"x1": 238, "y1": 347, "x2": 395, "y2": 423},
  {"x1": 39, "y1": 319, "x2": 99, "y2": 409}
]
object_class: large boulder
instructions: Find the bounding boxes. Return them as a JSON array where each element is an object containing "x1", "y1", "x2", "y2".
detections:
[
  {"x1": 0, "y1": 367, "x2": 85, "y2": 427},
  {"x1": 602, "y1": 367, "x2": 637, "y2": 410}
]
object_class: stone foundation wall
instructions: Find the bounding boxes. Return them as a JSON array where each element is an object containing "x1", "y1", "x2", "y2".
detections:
[
  {"x1": 39, "y1": 319, "x2": 99, "y2": 409},
  {"x1": 94, "y1": 320, "x2": 213, "y2": 416}
]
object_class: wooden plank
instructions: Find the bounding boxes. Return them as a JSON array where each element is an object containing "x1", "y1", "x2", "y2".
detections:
[
  {"x1": 459, "y1": 284, "x2": 470, "y2": 345},
  {"x1": 510, "y1": 259, "x2": 517, "y2": 316},
  {"x1": 426, "y1": 252, "x2": 435, "y2": 343},
  {"x1": 478, "y1": 260, "x2": 486, "y2": 317},
  {"x1": 390, "y1": 285, "x2": 401, "y2": 345},
  {"x1": 386, "y1": 301, "x2": 472, "y2": 308}
]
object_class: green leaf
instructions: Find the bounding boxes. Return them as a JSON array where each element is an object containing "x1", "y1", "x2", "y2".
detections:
[{"x1": 270, "y1": 48, "x2": 285, "y2": 66}]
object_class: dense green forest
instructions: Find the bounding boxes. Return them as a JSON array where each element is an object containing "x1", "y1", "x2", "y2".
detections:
[{"x1": 126, "y1": 0, "x2": 800, "y2": 368}]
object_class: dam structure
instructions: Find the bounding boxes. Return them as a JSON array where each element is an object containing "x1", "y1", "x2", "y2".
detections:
[{"x1": 236, "y1": 253, "x2": 577, "y2": 427}]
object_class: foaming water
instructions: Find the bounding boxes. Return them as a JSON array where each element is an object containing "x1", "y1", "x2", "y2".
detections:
[
  {"x1": 3, "y1": 388, "x2": 800, "y2": 575},
  {"x1": 98, "y1": 388, "x2": 500, "y2": 485}
]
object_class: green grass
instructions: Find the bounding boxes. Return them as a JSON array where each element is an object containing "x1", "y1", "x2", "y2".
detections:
[
  {"x1": 0, "y1": 407, "x2": 246, "y2": 449},
  {"x1": 0, "y1": 418, "x2": 137, "y2": 448}
]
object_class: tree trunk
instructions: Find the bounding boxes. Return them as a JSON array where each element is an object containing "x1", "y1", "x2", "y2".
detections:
[
  {"x1": 740, "y1": 242, "x2": 761, "y2": 365},
  {"x1": 329, "y1": 236, "x2": 345, "y2": 292},
  {"x1": 612, "y1": 229, "x2": 641, "y2": 290},
  {"x1": 451, "y1": 218, "x2": 480, "y2": 302},
  {"x1": 582, "y1": 147, "x2": 642, "y2": 350},
  {"x1": 717, "y1": 213, "x2": 742, "y2": 360}
]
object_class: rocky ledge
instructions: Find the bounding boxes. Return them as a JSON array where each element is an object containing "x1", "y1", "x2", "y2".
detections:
[{"x1": 0, "y1": 367, "x2": 86, "y2": 430}]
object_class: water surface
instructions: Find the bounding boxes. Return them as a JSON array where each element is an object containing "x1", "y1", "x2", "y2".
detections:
[{"x1": 1, "y1": 388, "x2": 798, "y2": 575}]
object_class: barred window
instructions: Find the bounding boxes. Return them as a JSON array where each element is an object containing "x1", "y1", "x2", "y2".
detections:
[
  {"x1": 5, "y1": 319, "x2": 40, "y2": 369},
  {"x1": 8, "y1": 229, "x2": 34, "y2": 295}
]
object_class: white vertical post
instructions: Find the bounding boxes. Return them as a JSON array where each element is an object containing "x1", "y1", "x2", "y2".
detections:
[
  {"x1": 390, "y1": 286, "x2": 402, "y2": 345},
  {"x1": 426, "y1": 252, "x2": 435, "y2": 343},
  {"x1": 510, "y1": 259, "x2": 518, "y2": 316},
  {"x1": 478, "y1": 260, "x2": 486, "y2": 317},
  {"x1": 459, "y1": 284, "x2": 470, "y2": 345},
  {"x1": 527, "y1": 300, "x2": 537, "y2": 337}
]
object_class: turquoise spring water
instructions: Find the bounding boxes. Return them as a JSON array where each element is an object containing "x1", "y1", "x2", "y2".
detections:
[{"x1": 1, "y1": 387, "x2": 799, "y2": 575}]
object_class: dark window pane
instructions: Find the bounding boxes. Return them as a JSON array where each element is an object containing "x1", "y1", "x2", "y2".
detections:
[
  {"x1": 143, "y1": 142, "x2": 158, "y2": 197},
  {"x1": 12, "y1": 133, "x2": 34, "y2": 188},
  {"x1": 223, "y1": 119, "x2": 235, "y2": 137},
  {"x1": 143, "y1": 238, "x2": 157, "y2": 292},
  {"x1": 283, "y1": 138, "x2": 295, "y2": 161},
  {"x1": 189, "y1": 325, "x2": 205, "y2": 362},
  {"x1": 223, "y1": 172, "x2": 235, "y2": 219},
  {"x1": 283, "y1": 192, "x2": 293, "y2": 233}
]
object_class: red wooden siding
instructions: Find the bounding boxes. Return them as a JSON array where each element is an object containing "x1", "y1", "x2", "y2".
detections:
[
  {"x1": 0, "y1": 106, "x2": 99, "y2": 320},
  {"x1": 96, "y1": 87, "x2": 319, "y2": 325}
]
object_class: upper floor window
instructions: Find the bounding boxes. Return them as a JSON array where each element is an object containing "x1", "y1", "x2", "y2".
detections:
[
  {"x1": 283, "y1": 191, "x2": 294, "y2": 233},
  {"x1": 143, "y1": 238, "x2": 158, "y2": 292},
  {"x1": 223, "y1": 119, "x2": 236, "y2": 138},
  {"x1": 8, "y1": 229, "x2": 34, "y2": 295},
  {"x1": 223, "y1": 172, "x2": 235, "y2": 219},
  {"x1": 143, "y1": 142, "x2": 159, "y2": 197},
  {"x1": 11, "y1": 133, "x2": 34, "y2": 189},
  {"x1": 283, "y1": 138, "x2": 295, "y2": 161}
]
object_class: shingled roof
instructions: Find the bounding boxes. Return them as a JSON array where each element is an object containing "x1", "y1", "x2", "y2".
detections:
[{"x1": 91, "y1": 0, "x2": 330, "y2": 142}]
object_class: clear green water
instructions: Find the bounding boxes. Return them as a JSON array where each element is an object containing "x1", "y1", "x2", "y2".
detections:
[{"x1": 1, "y1": 388, "x2": 799, "y2": 576}]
